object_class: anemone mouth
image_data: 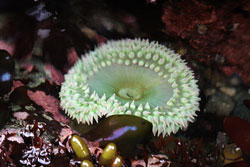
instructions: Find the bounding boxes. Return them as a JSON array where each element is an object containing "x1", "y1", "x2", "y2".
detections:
[
  {"x1": 117, "y1": 86, "x2": 143, "y2": 100},
  {"x1": 60, "y1": 39, "x2": 200, "y2": 136},
  {"x1": 88, "y1": 64, "x2": 173, "y2": 107}
]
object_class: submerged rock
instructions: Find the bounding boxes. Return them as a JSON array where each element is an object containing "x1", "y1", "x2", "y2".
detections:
[
  {"x1": 0, "y1": 102, "x2": 11, "y2": 129},
  {"x1": 205, "y1": 92, "x2": 235, "y2": 116},
  {"x1": 83, "y1": 115, "x2": 152, "y2": 157},
  {"x1": 0, "y1": 49, "x2": 14, "y2": 96}
]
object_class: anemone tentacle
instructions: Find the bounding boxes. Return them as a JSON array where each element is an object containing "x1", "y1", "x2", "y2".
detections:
[{"x1": 60, "y1": 39, "x2": 200, "y2": 136}]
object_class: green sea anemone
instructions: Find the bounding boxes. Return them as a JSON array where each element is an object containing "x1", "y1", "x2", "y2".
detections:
[{"x1": 60, "y1": 39, "x2": 200, "y2": 136}]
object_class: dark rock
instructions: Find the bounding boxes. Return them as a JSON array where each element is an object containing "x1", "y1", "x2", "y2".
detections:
[
  {"x1": 0, "y1": 102, "x2": 11, "y2": 129},
  {"x1": 0, "y1": 69, "x2": 13, "y2": 96},
  {"x1": 9, "y1": 86, "x2": 31, "y2": 106},
  {"x1": 0, "y1": 49, "x2": 15, "y2": 72}
]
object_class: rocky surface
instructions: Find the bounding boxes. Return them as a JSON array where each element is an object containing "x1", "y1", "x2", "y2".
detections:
[{"x1": 0, "y1": 0, "x2": 249, "y2": 166}]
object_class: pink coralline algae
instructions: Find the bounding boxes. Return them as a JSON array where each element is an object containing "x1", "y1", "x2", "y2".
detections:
[
  {"x1": 66, "y1": 48, "x2": 79, "y2": 67},
  {"x1": 162, "y1": 0, "x2": 250, "y2": 83},
  {"x1": 0, "y1": 40, "x2": 15, "y2": 55},
  {"x1": 27, "y1": 90, "x2": 70, "y2": 124},
  {"x1": 44, "y1": 64, "x2": 64, "y2": 85}
]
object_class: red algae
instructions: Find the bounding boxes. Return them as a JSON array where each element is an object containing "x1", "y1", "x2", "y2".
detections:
[
  {"x1": 162, "y1": 0, "x2": 250, "y2": 83},
  {"x1": 244, "y1": 100, "x2": 250, "y2": 109},
  {"x1": 67, "y1": 48, "x2": 79, "y2": 67},
  {"x1": 224, "y1": 117, "x2": 250, "y2": 154},
  {"x1": 0, "y1": 121, "x2": 76, "y2": 167},
  {"x1": 224, "y1": 161, "x2": 248, "y2": 167},
  {"x1": 153, "y1": 135, "x2": 220, "y2": 166},
  {"x1": 162, "y1": 0, "x2": 217, "y2": 37}
]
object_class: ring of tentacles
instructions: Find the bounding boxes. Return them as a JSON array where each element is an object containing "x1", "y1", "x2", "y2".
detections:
[{"x1": 60, "y1": 39, "x2": 200, "y2": 136}]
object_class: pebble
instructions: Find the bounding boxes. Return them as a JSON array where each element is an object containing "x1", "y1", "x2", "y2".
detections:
[
  {"x1": 205, "y1": 92, "x2": 235, "y2": 116},
  {"x1": 220, "y1": 86, "x2": 236, "y2": 97},
  {"x1": 216, "y1": 132, "x2": 227, "y2": 148},
  {"x1": 197, "y1": 24, "x2": 208, "y2": 35},
  {"x1": 232, "y1": 88, "x2": 250, "y2": 121},
  {"x1": 204, "y1": 88, "x2": 216, "y2": 96},
  {"x1": 203, "y1": 68, "x2": 226, "y2": 87},
  {"x1": 229, "y1": 74, "x2": 242, "y2": 86},
  {"x1": 214, "y1": 54, "x2": 225, "y2": 64}
]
